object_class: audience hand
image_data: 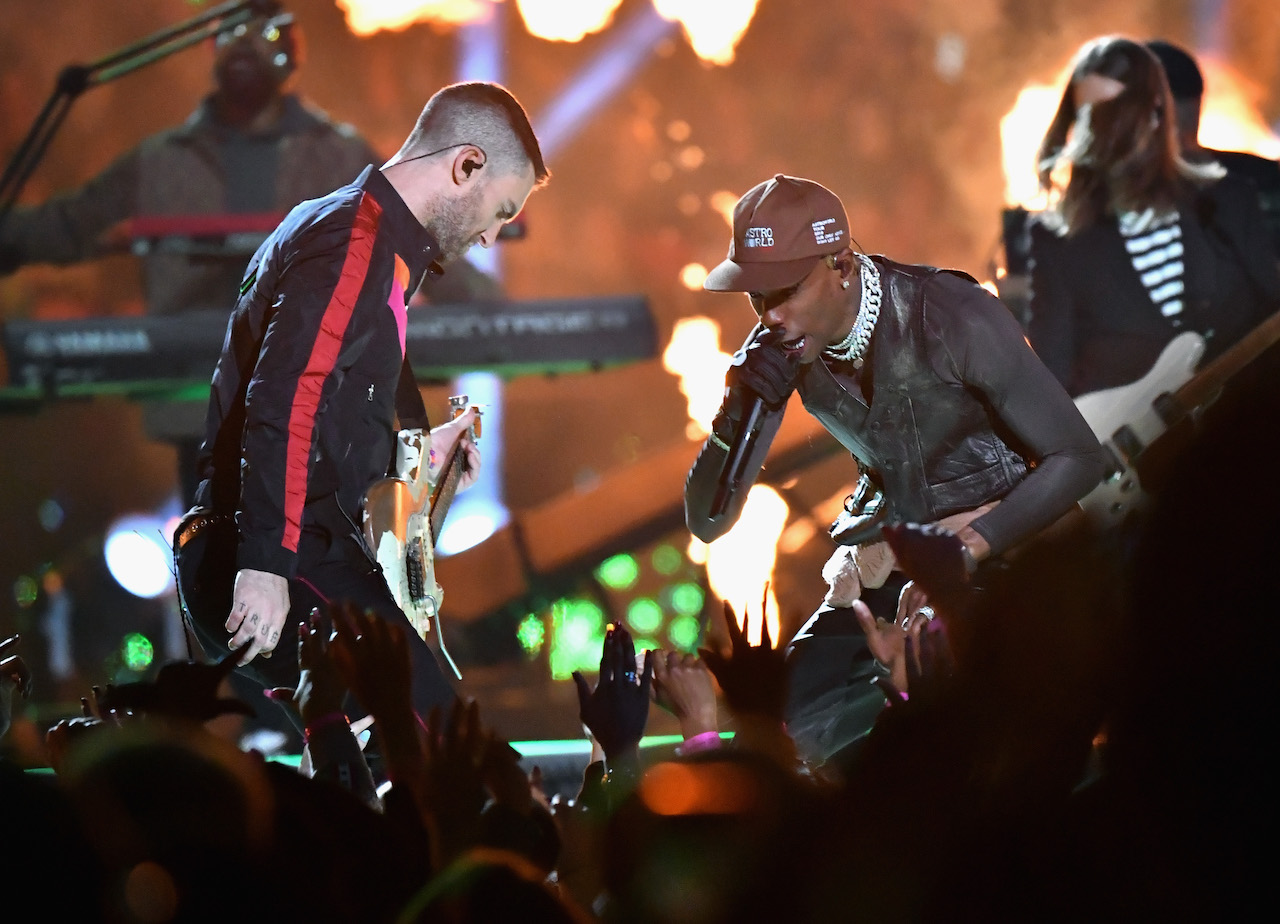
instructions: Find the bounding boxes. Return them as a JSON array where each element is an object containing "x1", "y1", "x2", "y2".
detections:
[
  {"x1": 883, "y1": 522, "x2": 973, "y2": 599},
  {"x1": 651, "y1": 650, "x2": 718, "y2": 739},
  {"x1": 1, "y1": 634, "x2": 33, "y2": 740},
  {"x1": 572, "y1": 625, "x2": 653, "y2": 764},
  {"x1": 327, "y1": 602, "x2": 414, "y2": 727},
  {"x1": 698, "y1": 600, "x2": 788, "y2": 722},
  {"x1": 853, "y1": 600, "x2": 910, "y2": 698},
  {"x1": 421, "y1": 697, "x2": 493, "y2": 863},
  {"x1": 100, "y1": 646, "x2": 253, "y2": 723},
  {"x1": 45, "y1": 715, "x2": 114, "y2": 774},
  {"x1": 903, "y1": 612, "x2": 957, "y2": 706},
  {"x1": 267, "y1": 608, "x2": 347, "y2": 727}
]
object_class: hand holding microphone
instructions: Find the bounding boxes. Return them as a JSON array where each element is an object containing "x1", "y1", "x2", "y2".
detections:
[
  {"x1": 710, "y1": 329, "x2": 800, "y2": 516},
  {"x1": 724, "y1": 327, "x2": 801, "y2": 413}
]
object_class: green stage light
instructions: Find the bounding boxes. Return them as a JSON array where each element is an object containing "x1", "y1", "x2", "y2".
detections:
[
  {"x1": 669, "y1": 581, "x2": 705, "y2": 617},
  {"x1": 13, "y1": 575, "x2": 38, "y2": 608},
  {"x1": 651, "y1": 543, "x2": 683, "y2": 575},
  {"x1": 626, "y1": 597, "x2": 663, "y2": 634},
  {"x1": 595, "y1": 553, "x2": 640, "y2": 590},
  {"x1": 122, "y1": 633, "x2": 154, "y2": 672},
  {"x1": 668, "y1": 615, "x2": 701, "y2": 651},
  {"x1": 549, "y1": 597, "x2": 607, "y2": 680},
  {"x1": 517, "y1": 614, "x2": 545, "y2": 654},
  {"x1": 634, "y1": 637, "x2": 659, "y2": 654}
]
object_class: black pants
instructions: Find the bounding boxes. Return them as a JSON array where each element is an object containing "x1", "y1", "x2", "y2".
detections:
[
  {"x1": 175, "y1": 518, "x2": 456, "y2": 727},
  {"x1": 783, "y1": 577, "x2": 907, "y2": 766}
]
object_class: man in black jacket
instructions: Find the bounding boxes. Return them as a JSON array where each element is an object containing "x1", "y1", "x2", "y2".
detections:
[
  {"x1": 684, "y1": 175, "x2": 1104, "y2": 763},
  {"x1": 175, "y1": 81, "x2": 548, "y2": 719}
]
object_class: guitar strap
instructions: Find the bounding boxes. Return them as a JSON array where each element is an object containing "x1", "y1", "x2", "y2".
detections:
[{"x1": 394, "y1": 355, "x2": 430, "y2": 430}]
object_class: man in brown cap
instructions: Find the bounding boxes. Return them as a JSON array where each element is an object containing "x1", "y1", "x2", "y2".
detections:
[{"x1": 684, "y1": 175, "x2": 1105, "y2": 765}]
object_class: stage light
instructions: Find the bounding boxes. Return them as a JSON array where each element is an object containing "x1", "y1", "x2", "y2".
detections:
[
  {"x1": 121, "y1": 632, "x2": 154, "y2": 672},
  {"x1": 13, "y1": 575, "x2": 39, "y2": 608},
  {"x1": 37, "y1": 498, "x2": 64, "y2": 532},
  {"x1": 626, "y1": 597, "x2": 663, "y2": 635},
  {"x1": 668, "y1": 581, "x2": 704, "y2": 617},
  {"x1": 651, "y1": 544, "x2": 682, "y2": 575},
  {"x1": 548, "y1": 597, "x2": 607, "y2": 680},
  {"x1": 104, "y1": 514, "x2": 174, "y2": 599},
  {"x1": 596, "y1": 553, "x2": 639, "y2": 590},
  {"x1": 517, "y1": 613, "x2": 546, "y2": 655},
  {"x1": 668, "y1": 615, "x2": 699, "y2": 651},
  {"x1": 435, "y1": 509, "x2": 501, "y2": 557}
]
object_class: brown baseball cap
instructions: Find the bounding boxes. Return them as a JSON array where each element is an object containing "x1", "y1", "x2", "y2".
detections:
[{"x1": 704, "y1": 174, "x2": 851, "y2": 292}]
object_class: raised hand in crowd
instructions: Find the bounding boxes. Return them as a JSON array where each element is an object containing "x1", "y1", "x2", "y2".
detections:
[
  {"x1": 99, "y1": 644, "x2": 254, "y2": 724},
  {"x1": 1, "y1": 634, "x2": 33, "y2": 741},
  {"x1": 651, "y1": 649, "x2": 719, "y2": 746},
  {"x1": 265, "y1": 608, "x2": 377, "y2": 806},
  {"x1": 419, "y1": 696, "x2": 507, "y2": 867},
  {"x1": 699, "y1": 598, "x2": 795, "y2": 766},
  {"x1": 548, "y1": 759, "x2": 609, "y2": 913},
  {"x1": 699, "y1": 599, "x2": 788, "y2": 722},
  {"x1": 326, "y1": 602, "x2": 427, "y2": 803},
  {"x1": 572, "y1": 624, "x2": 653, "y2": 775},
  {"x1": 852, "y1": 599, "x2": 912, "y2": 700},
  {"x1": 883, "y1": 521, "x2": 974, "y2": 602}
]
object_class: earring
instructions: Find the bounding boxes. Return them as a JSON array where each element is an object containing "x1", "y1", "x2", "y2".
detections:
[{"x1": 841, "y1": 280, "x2": 851, "y2": 290}]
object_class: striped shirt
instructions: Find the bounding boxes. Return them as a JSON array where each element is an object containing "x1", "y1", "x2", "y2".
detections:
[{"x1": 1118, "y1": 208, "x2": 1185, "y2": 325}]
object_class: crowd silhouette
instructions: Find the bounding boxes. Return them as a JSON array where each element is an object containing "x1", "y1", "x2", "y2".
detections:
[{"x1": 3, "y1": 363, "x2": 1276, "y2": 922}]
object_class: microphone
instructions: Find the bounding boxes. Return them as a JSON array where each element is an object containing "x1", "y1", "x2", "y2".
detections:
[{"x1": 709, "y1": 328, "x2": 793, "y2": 517}]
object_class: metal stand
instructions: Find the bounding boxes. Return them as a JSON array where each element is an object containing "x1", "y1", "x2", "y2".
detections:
[{"x1": 0, "y1": 0, "x2": 279, "y2": 227}]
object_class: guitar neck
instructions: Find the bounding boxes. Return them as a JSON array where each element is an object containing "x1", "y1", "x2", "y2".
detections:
[
  {"x1": 1177, "y1": 310, "x2": 1280, "y2": 410},
  {"x1": 428, "y1": 443, "x2": 466, "y2": 545}
]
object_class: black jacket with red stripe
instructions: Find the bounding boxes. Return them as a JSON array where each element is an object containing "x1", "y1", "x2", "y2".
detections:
[{"x1": 192, "y1": 166, "x2": 440, "y2": 579}]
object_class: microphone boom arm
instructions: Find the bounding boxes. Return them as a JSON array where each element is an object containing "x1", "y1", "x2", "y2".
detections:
[{"x1": 0, "y1": 0, "x2": 281, "y2": 226}]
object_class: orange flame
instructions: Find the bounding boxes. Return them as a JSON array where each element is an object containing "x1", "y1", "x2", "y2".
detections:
[
  {"x1": 335, "y1": 0, "x2": 495, "y2": 36},
  {"x1": 662, "y1": 315, "x2": 730, "y2": 441},
  {"x1": 653, "y1": 0, "x2": 760, "y2": 66},
  {"x1": 701, "y1": 486, "x2": 786, "y2": 645},
  {"x1": 665, "y1": 316, "x2": 785, "y2": 644},
  {"x1": 336, "y1": 0, "x2": 760, "y2": 63},
  {"x1": 515, "y1": 0, "x2": 623, "y2": 42},
  {"x1": 999, "y1": 78, "x2": 1064, "y2": 209},
  {"x1": 1198, "y1": 59, "x2": 1280, "y2": 159}
]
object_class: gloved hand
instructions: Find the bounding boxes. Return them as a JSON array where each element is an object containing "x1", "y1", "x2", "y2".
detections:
[{"x1": 724, "y1": 327, "x2": 800, "y2": 413}]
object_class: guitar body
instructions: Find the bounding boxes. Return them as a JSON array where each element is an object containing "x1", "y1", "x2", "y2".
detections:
[
  {"x1": 1074, "y1": 332, "x2": 1204, "y2": 528},
  {"x1": 362, "y1": 397, "x2": 479, "y2": 642},
  {"x1": 362, "y1": 473, "x2": 440, "y2": 640}
]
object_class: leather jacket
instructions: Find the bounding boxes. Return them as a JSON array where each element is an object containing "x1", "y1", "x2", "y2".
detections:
[{"x1": 685, "y1": 257, "x2": 1105, "y2": 557}]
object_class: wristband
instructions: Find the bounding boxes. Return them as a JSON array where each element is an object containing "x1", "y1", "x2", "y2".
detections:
[
  {"x1": 676, "y1": 730, "x2": 723, "y2": 756},
  {"x1": 303, "y1": 711, "x2": 349, "y2": 743}
]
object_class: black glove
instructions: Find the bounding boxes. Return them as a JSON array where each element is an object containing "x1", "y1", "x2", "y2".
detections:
[{"x1": 724, "y1": 328, "x2": 800, "y2": 412}]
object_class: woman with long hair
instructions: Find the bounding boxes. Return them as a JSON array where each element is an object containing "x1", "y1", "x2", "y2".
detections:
[{"x1": 1026, "y1": 36, "x2": 1279, "y2": 396}]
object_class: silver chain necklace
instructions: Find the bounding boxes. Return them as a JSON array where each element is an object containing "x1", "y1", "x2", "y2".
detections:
[{"x1": 823, "y1": 256, "x2": 881, "y2": 367}]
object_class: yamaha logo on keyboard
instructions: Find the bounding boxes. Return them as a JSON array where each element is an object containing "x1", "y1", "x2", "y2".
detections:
[{"x1": 23, "y1": 329, "x2": 152, "y2": 357}]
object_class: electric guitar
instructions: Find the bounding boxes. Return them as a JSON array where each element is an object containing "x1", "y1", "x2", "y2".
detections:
[
  {"x1": 362, "y1": 395, "x2": 480, "y2": 653},
  {"x1": 1074, "y1": 311, "x2": 1280, "y2": 527}
]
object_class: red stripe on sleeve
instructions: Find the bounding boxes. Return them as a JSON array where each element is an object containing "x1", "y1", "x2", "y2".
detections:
[{"x1": 281, "y1": 193, "x2": 384, "y2": 553}]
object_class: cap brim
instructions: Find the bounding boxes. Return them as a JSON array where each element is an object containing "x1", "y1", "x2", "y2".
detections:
[{"x1": 703, "y1": 254, "x2": 823, "y2": 293}]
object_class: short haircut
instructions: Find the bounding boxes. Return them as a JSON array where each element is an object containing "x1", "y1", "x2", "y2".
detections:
[
  {"x1": 403, "y1": 81, "x2": 549, "y2": 186},
  {"x1": 1146, "y1": 40, "x2": 1204, "y2": 101}
]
